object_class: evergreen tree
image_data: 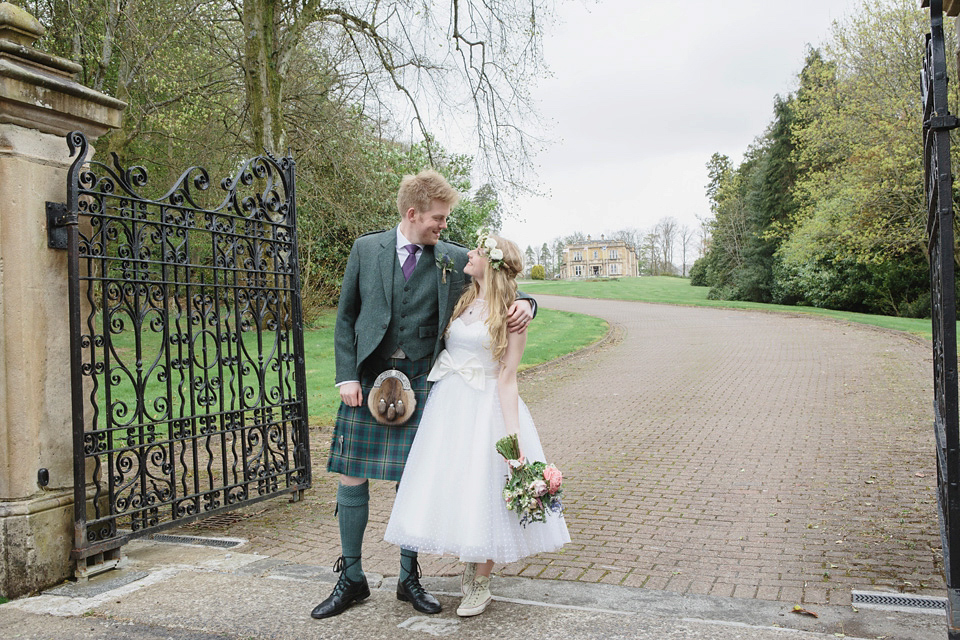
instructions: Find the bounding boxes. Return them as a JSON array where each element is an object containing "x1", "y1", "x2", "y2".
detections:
[
  {"x1": 735, "y1": 94, "x2": 798, "y2": 302},
  {"x1": 524, "y1": 246, "x2": 537, "y2": 276}
]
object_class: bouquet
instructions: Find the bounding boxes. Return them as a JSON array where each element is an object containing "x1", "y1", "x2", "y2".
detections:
[{"x1": 495, "y1": 433, "x2": 564, "y2": 526}]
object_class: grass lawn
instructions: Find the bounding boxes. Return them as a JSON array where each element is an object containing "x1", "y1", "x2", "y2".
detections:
[
  {"x1": 517, "y1": 276, "x2": 935, "y2": 340},
  {"x1": 97, "y1": 307, "x2": 608, "y2": 430}
]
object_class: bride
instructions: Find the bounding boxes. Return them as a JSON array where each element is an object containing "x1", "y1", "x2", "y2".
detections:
[{"x1": 384, "y1": 231, "x2": 570, "y2": 617}]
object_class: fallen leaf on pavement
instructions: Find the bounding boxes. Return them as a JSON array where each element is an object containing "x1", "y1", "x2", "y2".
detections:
[{"x1": 791, "y1": 605, "x2": 819, "y2": 618}]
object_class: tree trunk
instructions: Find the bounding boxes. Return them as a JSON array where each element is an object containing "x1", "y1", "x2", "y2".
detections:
[{"x1": 242, "y1": 0, "x2": 285, "y2": 154}]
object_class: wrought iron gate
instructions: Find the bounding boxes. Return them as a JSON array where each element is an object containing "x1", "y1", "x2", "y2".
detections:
[
  {"x1": 923, "y1": 1, "x2": 960, "y2": 637},
  {"x1": 50, "y1": 131, "x2": 311, "y2": 567}
]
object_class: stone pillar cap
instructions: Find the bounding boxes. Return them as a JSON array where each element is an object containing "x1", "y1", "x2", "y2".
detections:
[
  {"x1": 0, "y1": 3, "x2": 123, "y2": 136},
  {"x1": 0, "y1": 2, "x2": 45, "y2": 47}
]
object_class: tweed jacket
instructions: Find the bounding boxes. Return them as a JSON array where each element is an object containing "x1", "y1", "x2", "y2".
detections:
[{"x1": 334, "y1": 228, "x2": 470, "y2": 383}]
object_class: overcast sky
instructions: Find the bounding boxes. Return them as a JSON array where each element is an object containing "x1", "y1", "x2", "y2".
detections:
[{"x1": 499, "y1": 0, "x2": 864, "y2": 254}]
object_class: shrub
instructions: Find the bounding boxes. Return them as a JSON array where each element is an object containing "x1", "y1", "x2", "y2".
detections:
[
  {"x1": 530, "y1": 264, "x2": 546, "y2": 280},
  {"x1": 689, "y1": 258, "x2": 708, "y2": 287}
]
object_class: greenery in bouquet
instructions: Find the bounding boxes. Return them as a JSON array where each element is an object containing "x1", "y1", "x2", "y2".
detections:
[{"x1": 495, "y1": 434, "x2": 564, "y2": 526}]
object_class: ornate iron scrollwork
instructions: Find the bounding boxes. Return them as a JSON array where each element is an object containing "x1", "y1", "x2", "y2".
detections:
[{"x1": 63, "y1": 132, "x2": 311, "y2": 557}]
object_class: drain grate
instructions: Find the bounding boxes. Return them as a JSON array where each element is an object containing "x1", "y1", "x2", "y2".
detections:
[
  {"x1": 187, "y1": 512, "x2": 252, "y2": 529},
  {"x1": 151, "y1": 533, "x2": 245, "y2": 549},
  {"x1": 852, "y1": 590, "x2": 946, "y2": 614}
]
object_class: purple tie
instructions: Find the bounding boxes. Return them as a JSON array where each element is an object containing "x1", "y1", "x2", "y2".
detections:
[{"x1": 401, "y1": 244, "x2": 420, "y2": 280}]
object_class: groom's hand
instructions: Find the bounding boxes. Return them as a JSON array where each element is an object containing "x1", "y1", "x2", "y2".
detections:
[
  {"x1": 506, "y1": 299, "x2": 534, "y2": 334},
  {"x1": 339, "y1": 381, "x2": 363, "y2": 407}
]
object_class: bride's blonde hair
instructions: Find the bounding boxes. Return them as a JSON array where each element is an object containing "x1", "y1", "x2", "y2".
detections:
[{"x1": 448, "y1": 234, "x2": 524, "y2": 363}]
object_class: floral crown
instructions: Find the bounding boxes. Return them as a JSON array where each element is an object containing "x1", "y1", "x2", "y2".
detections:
[{"x1": 475, "y1": 228, "x2": 505, "y2": 270}]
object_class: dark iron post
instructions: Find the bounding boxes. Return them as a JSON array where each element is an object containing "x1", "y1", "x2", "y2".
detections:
[
  {"x1": 280, "y1": 152, "x2": 312, "y2": 496},
  {"x1": 923, "y1": 1, "x2": 960, "y2": 637},
  {"x1": 63, "y1": 132, "x2": 114, "y2": 565}
]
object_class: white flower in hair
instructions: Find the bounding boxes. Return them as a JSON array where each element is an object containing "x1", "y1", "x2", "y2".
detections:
[
  {"x1": 483, "y1": 237, "x2": 498, "y2": 250},
  {"x1": 490, "y1": 248, "x2": 504, "y2": 261}
]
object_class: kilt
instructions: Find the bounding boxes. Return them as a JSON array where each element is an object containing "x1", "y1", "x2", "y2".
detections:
[{"x1": 327, "y1": 356, "x2": 433, "y2": 482}]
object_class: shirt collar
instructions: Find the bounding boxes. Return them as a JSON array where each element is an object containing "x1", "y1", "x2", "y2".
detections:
[{"x1": 396, "y1": 227, "x2": 422, "y2": 250}]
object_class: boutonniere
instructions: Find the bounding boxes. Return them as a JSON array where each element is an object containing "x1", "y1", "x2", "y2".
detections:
[{"x1": 435, "y1": 252, "x2": 454, "y2": 283}]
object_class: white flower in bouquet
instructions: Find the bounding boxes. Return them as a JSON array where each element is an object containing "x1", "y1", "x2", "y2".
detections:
[{"x1": 528, "y1": 479, "x2": 548, "y2": 497}]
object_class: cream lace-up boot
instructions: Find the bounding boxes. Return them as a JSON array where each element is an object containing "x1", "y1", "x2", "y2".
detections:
[
  {"x1": 457, "y1": 575, "x2": 491, "y2": 617},
  {"x1": 461, "y1": 562, "x2": 477, "y2": 595}
]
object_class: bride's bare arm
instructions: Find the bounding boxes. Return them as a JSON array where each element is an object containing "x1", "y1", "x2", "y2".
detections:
[{"x1": 497, "y1": 329, "x2": 528, "y2": 451}]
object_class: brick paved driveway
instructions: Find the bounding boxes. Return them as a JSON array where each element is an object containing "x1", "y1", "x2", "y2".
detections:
[{"x1": 180, "y1": 296, "x2": 942, "y2": 606}]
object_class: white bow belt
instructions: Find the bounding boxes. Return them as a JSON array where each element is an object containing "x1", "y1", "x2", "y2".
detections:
[{"x1": 428, "y1": 350, "x2": 488, "y2": 390}]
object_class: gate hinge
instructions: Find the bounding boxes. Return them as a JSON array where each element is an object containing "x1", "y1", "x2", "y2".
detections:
[
  {"x1": 926, "y1": 114, "x2": 960, "y2": 131},
  {"x1": 46, "y1": 201, "x2": 75, "y2": 250}
]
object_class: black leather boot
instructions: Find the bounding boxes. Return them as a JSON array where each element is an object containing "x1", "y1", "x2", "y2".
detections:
[
  {"x1": 396, "y1": 556, "x2": 441, "y2": 614},
  {"x1": 311, "y1": 556, "x2": 370, "y2": 619}
]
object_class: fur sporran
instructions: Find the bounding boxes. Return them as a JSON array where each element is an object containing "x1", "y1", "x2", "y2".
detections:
[{"x1": 367, "y1": 369, "x2": 417, "y2": 425}]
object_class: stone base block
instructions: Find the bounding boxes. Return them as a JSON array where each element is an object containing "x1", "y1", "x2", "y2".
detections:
[{"x1": 0, "y1": 490, "x2": 73, "y2": 599}]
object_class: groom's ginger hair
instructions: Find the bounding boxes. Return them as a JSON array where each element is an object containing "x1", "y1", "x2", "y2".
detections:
[{"x1": 397, "y1": 169, "x2": 459, "y2": 215}]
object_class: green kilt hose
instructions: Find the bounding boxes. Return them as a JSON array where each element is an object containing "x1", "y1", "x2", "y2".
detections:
[{"x1": 327, "y1": 356, "x2": 433, "y2": 482}]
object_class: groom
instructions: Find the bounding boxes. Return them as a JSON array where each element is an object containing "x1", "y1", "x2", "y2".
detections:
[{"x1": 311, "y1": 169, "x2": 535, "y2": 619}]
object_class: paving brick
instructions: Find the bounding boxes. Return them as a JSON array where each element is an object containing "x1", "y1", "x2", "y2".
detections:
[
  {"x1": 710, "y1": 582, "x2": 736, "y2": 598},
  {"x1": 756, "y1": 585, "x2": 781, "y2": 601},
  {"x1": 687, "y1": 580, "x2": 716, "y2": 595},
  {"x1": 599, "y1": 571, "x2": 628, "y2": 586},
  {"x1": 733, "y1": 584, "x2": 758, "y2": 599},
  {"x1": 803, "y1": 587, "x2": 829, "y2": 604}
]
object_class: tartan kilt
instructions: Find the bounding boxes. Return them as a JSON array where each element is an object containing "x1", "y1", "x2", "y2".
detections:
[{"x1": 327, "y1": 356, "x2": 433, "y2": 482}]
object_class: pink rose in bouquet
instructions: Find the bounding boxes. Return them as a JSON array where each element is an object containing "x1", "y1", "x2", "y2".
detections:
[{"x1": 543, "y1": 464, "x2": 562, "y2": 495}]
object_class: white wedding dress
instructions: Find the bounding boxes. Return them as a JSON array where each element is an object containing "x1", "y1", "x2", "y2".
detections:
[{"x1": 385, "y1": 302, "x2": 570, "y2": 564}]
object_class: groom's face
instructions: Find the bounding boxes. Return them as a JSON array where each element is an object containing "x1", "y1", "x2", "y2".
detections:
[{"x1": 406, "y1": 200, "x2": 450, "y2": 246}]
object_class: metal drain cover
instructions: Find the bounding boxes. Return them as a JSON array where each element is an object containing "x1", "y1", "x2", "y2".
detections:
[
  {"x1": 151, "y1": 533, "x2": 245, "y2": 549},
  {"x1": 852, "y1": 590, "x2": 946, "y2": 614},
  {"x1": 189, "y1": 512, "x2": 252, "y2": 528}
]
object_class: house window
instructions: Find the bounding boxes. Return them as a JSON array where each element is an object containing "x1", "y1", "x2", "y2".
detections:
[
  {"x1": 593, "y1": 250, "x2": 598, "y2": 259},
  {"x1": 574, "y1": 264, "x2": 583, "y2": 276},
  {"x1": 610, "y1": 249, "x2": 619, "y2": 259},
  {"x1": 609, "y1": 263, "x2": 620, "y2": 275},
  {"x1": 573, "y1": 251, "x2": 582, "y2": 262}
]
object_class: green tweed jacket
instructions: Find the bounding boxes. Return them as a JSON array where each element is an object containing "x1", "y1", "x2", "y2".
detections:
[{"x1": 334, "y1": 228, "x2": 470, "y2": 383}]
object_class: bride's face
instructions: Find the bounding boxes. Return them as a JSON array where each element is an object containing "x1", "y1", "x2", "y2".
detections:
[{"x1": 464, "y1": 248, "x2": 488, "y2": 281}]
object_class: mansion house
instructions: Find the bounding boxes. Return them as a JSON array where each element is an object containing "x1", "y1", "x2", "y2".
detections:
[{"x1": 563, "y1": 235, "x2": 638, "y2": 279}]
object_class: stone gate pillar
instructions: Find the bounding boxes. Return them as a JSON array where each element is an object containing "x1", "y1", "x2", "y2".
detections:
[{"x1": 0, "y1": 3, "x2": 123, "y2": 598}]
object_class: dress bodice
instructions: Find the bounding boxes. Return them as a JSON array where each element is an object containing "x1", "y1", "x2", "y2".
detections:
[
  {"x1": 427, "y1": 302, "x2": 500, "y2": 387},
  {"x1": 444, "y1": 316, "x2": 499, "y2": 376}
]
